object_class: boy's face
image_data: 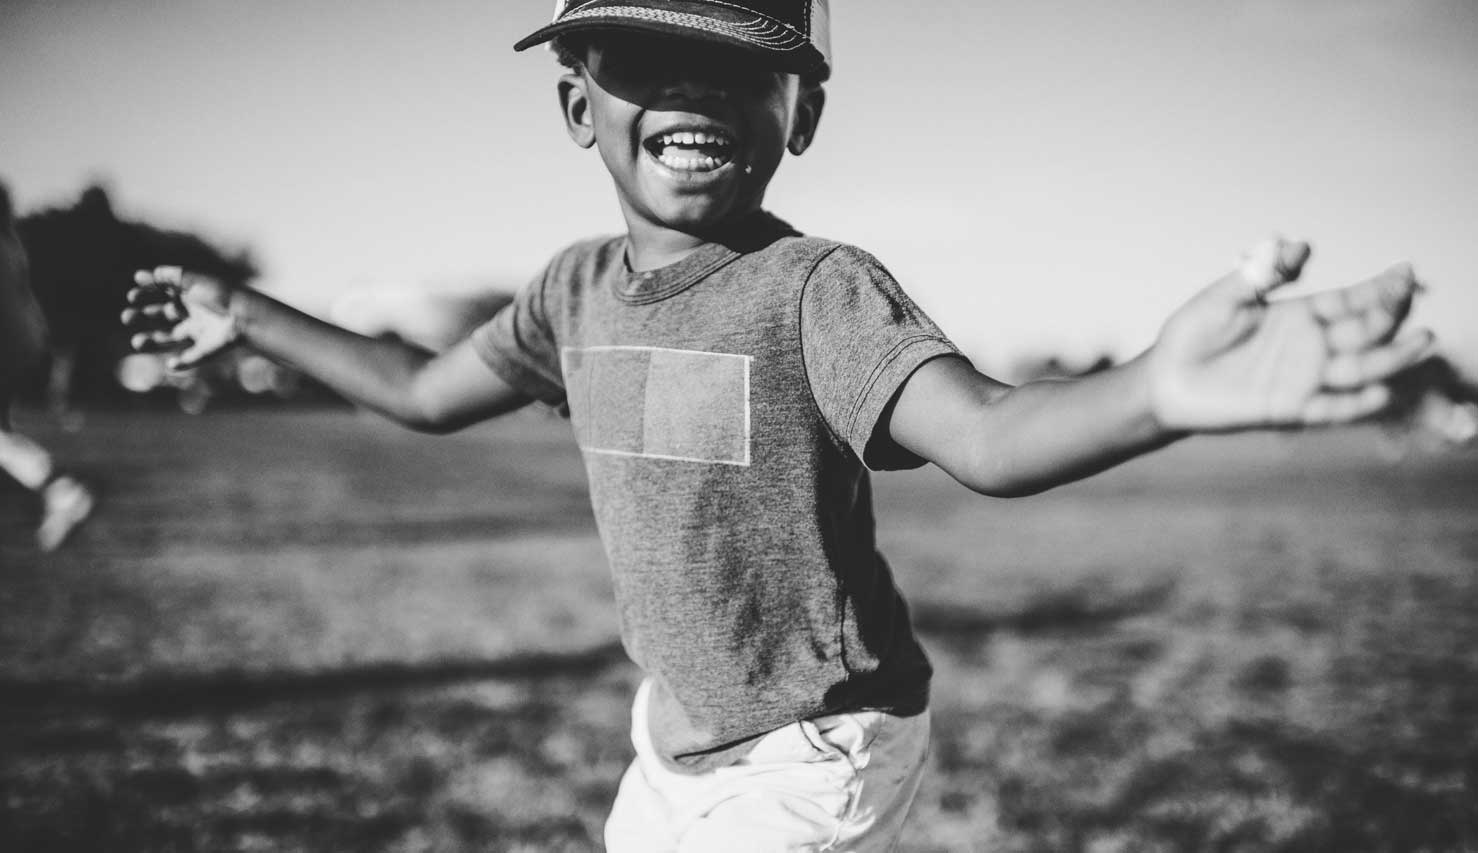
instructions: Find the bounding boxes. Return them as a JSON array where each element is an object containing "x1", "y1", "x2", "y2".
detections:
[{"x1": 558, "y1": 33, "x2": 823, "y2": 237}]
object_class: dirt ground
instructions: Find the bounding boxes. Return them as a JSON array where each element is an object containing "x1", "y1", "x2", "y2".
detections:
[{"x1": 1, "y1": 407, "x2": 1475, "y2": 852}]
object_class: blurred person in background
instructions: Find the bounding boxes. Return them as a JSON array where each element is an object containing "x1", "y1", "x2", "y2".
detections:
[{"x1": 0, "y1": 182, "x2": 95, "y2": 551}]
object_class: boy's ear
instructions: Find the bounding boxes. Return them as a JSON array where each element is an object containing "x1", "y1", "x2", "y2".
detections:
[
  {"x1": 787, "y1": 84, "x2": 825, "y2": 156},
  {"x1": 558, "y1": 72, "x2": 597, "y2": 149}
]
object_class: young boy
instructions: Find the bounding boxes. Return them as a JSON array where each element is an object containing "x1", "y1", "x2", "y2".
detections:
[
  {"x1": 0, "y1": 183, "x2": 95, "y2": 552},
  {"x1": 124, "y1": 2, "x2": 1434, "y2": 848}
]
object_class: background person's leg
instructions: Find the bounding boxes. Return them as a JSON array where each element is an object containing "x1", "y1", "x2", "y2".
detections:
[
  {"x1": 0, "y1": 421, "x2": 56, "y2": 491},
  {"x1": 0, "y1": 404, "x2": 95, "y2": 551},
  {"x1": 37, "y1": 474, "x2": 94, "y2": 551}
]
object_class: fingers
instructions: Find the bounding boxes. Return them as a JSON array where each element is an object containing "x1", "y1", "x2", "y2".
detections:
[
  {"x1": 121, "y1": 291, "x2": 185, "y2": 345},
  {"x1": 1301, "y1": 330, "x2": 1437, "y2": 426},
  {"x1": 134, "y1": 265, "x2": 184, "y2": 288},
  {"x1": 1324, "y1": 309, "x2": 1392, "y2": 352},
  {"x1": 124, "y1": 266, "x2": 195, "y2": 360},
  {"x1": 120, "y1": 300, "x2": 183, "y2": 327},
  {"x1": 128, "y1": 265, "x2": 192, "y2": 298},
  {"x1": 129, "y1": 328, "x2": 211, "y2": 371},
  {"x1": 128, "y1": 331, "x2": 187, "y2": 354},
  {"x1": 128, "y1": 266, "x2": 184, "y2": 302},
  {"x1": 1309, "y1": 262, "x2": 1419, "y2": 347},
  {"x1": 1321, "y1": 330, "x2": 1436, "y2": 390},
  {"x1": 1237, "y1": 236, "x2": 1311, "y2": 302},
  {"x1": 1301, "y1": 386, "x2": 1391, "y2": 425},
  {"x1": 126, "y1": 268, "x2": 186, "y2": 318}
]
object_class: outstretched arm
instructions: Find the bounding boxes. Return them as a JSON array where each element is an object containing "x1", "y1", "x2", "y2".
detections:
[
  {"x1": 123, "y1": 267, "x2": 531, "y2": 432},
  {"x1": 889, "y1": 239, "x2": 1434, "y2": 497}
]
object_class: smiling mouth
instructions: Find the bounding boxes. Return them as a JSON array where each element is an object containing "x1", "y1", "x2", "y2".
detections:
[{"x1": 643, "y1": 129, "x2": 736, "y2": 173}]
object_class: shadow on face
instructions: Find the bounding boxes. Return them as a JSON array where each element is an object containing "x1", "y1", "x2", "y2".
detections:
[{"x1": 582, "y1": 32, "x2": 795, "y2": 111}]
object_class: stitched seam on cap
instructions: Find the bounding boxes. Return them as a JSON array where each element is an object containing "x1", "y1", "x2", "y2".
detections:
[
  {"x1": 560, "y1": 0, "x2": 810, "y2": 38},
  {"x1": 560, "y1": 7, "x2": 807, "y2": 49},
  {"x1": 561, "y1": 9, "x2": 803, "y2": 47},
  {"x1": 683, "y1": 0, "x2": 804, "y2": 36},
  {"x1": 607, "y1": 0, "x2": 808, "y2": 36}
]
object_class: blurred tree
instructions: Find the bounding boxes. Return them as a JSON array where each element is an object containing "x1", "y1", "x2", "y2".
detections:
[{"x1": 1382, "y1": 354, "x2": 1478, "y2": 452}]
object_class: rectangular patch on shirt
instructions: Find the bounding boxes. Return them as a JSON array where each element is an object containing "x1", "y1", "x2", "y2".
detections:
[{"x1": 561, "y1": 345, "x2": 751, "y2": 466}]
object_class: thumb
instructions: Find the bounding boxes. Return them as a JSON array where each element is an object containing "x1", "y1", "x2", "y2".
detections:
[
  {"x1": 1201, "y1": 237, "x2": 1312, "y2": 305},
  {"x1": 179, "y1": 274, "x2": 233, "y2": 315},
  {"x1": 1232, "y1": 236, "x2": 1311, "y2": 303}
]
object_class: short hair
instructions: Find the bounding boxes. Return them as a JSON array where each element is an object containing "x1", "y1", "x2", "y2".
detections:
[
  {"x1": 550, "y1": 34, "x2": 825, "y2": 88},
  {"x1": 551, "y1": 35, "x2": 588, "y2": 71}
]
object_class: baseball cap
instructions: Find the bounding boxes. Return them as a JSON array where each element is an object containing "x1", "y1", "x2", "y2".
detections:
[{"x1": 514, "y1": 0, "x2": 832, "y2": 80}]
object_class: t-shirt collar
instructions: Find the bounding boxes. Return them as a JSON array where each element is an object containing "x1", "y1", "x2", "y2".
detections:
[{"x1": 614, "y1": 211, "x2": 797, "y2": 305}]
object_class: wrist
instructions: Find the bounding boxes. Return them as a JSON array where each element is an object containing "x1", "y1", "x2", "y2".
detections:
[
  {"x1": 1131, "y1": 347, "x2": 1189, "y2": 441},
  {"x1": 222, "y1": 285, "x2": 251, "y2": 345}
]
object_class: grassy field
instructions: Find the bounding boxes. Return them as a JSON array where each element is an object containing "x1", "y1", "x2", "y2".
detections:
[{"x1": 1, "y1": 407, "x2": 1475, "y2": 852}]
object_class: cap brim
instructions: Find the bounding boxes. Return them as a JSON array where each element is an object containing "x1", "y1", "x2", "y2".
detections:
[{"x1": 514, "y1": 0, "x2": 828, "y2": 79}]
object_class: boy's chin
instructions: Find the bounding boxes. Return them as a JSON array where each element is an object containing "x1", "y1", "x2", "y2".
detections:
[{"x1": 647, "y1": 197, "x2": 754, "y2": 234}]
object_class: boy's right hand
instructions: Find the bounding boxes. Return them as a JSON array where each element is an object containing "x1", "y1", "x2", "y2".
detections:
[{"x1": 122, "y1": 266, "x2": 241, "y2": 370}]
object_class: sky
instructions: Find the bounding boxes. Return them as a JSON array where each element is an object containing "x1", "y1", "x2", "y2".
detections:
[{"x1": 2, "y1": 0, "x2": 1475, "y2": 374}]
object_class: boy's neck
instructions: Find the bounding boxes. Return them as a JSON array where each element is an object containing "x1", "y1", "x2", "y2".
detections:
[
  {"x1": 622, "y1": 207, "x2": 769, "y2": 273},
  {"x1": 624, "y1": 219, "x2": 711, "y2": 273}
]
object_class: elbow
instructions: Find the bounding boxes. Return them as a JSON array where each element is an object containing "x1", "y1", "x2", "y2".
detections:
[
  {"x1": 402, "y1": 415, "x2": 460, "y2": 435},
  {"x1": 956, "y1": 473, "x2": 1051, "y2": 499},
  {"x1": 953, "y1": 453, "x2": 1053, "y2": 499},
  {"x1": 965, "y1": 479, "x2": 1052, "y2": 499},
  {"x1": 370, "y1": 406, "x2": 442, "y2": 434},
  {"x1": 397, "y1": 403, "x2": 468, "y2": 435},
  {"x1": 382, "y1": 391, "x2": 463, "y2": 435},
  {"x1": 393, "y1": 371, "x2": 476, "y2": 434}
]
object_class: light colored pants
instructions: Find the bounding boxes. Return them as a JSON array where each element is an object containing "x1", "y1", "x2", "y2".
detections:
[{"x1": 605, "y1": 680, "x2": 931, "y2": 852}]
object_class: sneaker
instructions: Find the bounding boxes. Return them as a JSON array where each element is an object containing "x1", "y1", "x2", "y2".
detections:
[{"x1": 37, "y1": 476, "x2": 94, "y2": 551}]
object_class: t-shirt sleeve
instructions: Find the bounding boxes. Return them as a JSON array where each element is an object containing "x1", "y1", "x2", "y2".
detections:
[
  {"x1": 469, "y1": 262, "x2": 566, "y2": 405},
  {"x1": 800, "y1": 244, "x2": 963, "y2": 471}
]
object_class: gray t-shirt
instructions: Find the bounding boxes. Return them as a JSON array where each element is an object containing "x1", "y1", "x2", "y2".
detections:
[{"x1": 472, "y1": 212, "x2": 960, "y2": 771}]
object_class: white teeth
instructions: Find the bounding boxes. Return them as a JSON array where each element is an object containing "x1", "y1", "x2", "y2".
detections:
[
  {"x1": 658, "y1": 153, "x2": 728, "y2": 172},
  {"x1": 654, "y1": 131, "x2": 731, "y2": 148},
  {"x1": 649, "y1": 128, "x2": 735, "y2": 172}
]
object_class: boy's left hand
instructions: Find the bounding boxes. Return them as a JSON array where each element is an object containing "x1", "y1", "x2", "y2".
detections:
[{"x1": 1149, "y1": 238, "x2": 1434, "y2": 432}]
